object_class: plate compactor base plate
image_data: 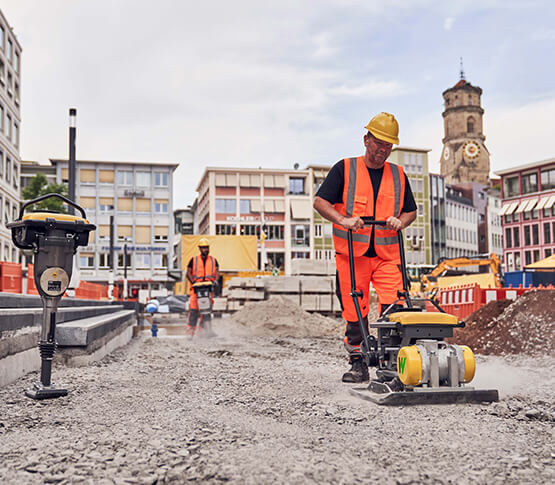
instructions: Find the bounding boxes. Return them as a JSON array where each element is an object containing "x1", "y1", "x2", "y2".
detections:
[
  {"x1": 349, "y1": 385, "x2": 499, "y2": 406},
  {"x1": 25, "y1": 382, "x2": 68, "y2": 400}
]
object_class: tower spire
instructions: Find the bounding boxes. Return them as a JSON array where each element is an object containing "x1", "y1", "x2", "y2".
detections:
[{"x1": 459, "y1": 57, "x2": 465, "y2": 80}]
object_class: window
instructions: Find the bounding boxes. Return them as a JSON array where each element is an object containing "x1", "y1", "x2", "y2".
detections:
[
  {"x1": 7, "y1": 72, "x2": 12, "y2": 97},
  {"x1": 524, "y1": 225, "x2": 531, "y2": 246},
  {"x1": 13, "y1": 122, "x2": 18, "y2": 146},
  {"x1": 99, "y1": 198, "x2": 114, "y2": 212},
  {"x1": 135, "y1": 226, "x2": 151, "y2": 244},
  {"x1": 98, "y1": 253, "x2": 111, "y2": 268},
  {"x1": 117, "y1": 170, "x2": 133, "y2": 185},
  {"x1": 239, "y1": 199, "x2": 251, "y2": 214},
  {"x1": 216, "y1": 224, "x2": 236, "y2": 235},
  {"x1": 267, "y1": 225, "x2": 284, "y2": 240},
  {"x1": 154, "y1": 172, "x2": 168, "y2": 187},
  {"x1": 136, "y1": 171, "x2": 151, "y2": 187},
  {"x1": 513, "y1": 227, "x2": 520, "y2": 248},
  {"x1": 467, "y1": 116, "x2": 475, "y2": 133},
  {"x1": 14, "y1": 52, "x2": 19, "y2": 74},
  {"x1": 540, "y1": 167, "x2": 555, "y2": 191},
  {"x1": 153, "y1": 254, "x2": 168, "y2": 268},
  {"x1": 154, "y1": 226, "x2": 168, "y2": 242},
  {"x1": 99, "y1": 170, "x2": 114, "y2": 184},
  {"x1": 136, "y1": 198, "x2": 151, "y2": 213},
  {"x1": 12, "y1": 162, "x2": 18, "y2": 188},
  {"x1": 546, "y1": 248, "x2": 553, "y2": 258},
  {"x1": 521, "y1": 173, "x2": 538, "y2": 194},
  {"x1": 80, "y1": 169, "x2": 96, "y2": 183},
  {"x1": 6, "y1": 114, "x2": 11, "y2": 139},
  {"x1": 136, "y1": 253, "x2": 151, "y2": 269},
  {"x1": 504, "y1": 176, "x2": 519, "y2": 197},
  {"x1": 314, "y1": 224, "x2": 322, "y2": 238},
  {"x1": 0, "y1": 60, "x2": 4, "y2": 84},
  {"x1": 7, "y1": 39, "x2": 12, "y2": 63},
  {"x1": 117, "y1": 253, "x2": 132, "y2": 268},
  {"x1": 0, "y1": 25, "x2": 3, "y2": 50},
  {"x1": 514, "y1": 252, "x2": 521, "y2": 270},
  {"x1": 117, "y1": 198, "x2": 132, "y2": 212},
  {"x1": 544, "y1": 223, "x2": 551, "y2": 244},
  {"x1": 117, "y1": 225, "x2": 132, "y2": 241},
  {"x1": 98, "y1": 225, "x2": 110, "y2": 241},
  {"x1": 292, "y1": 225, "x2": 309, "y2": 247},
  {"x1": 5, "y1": 156, "x2": 10, "y2": 182},
  {"x1": 240, "y1": 224, "x2": 259, "y2": 236},
  {"x1": 532, "y1": 224, "x2": 539, "y2": 245},
  {"x1": 417, "y1": 179, "x2": 423, "y2": 193},
  {"x1": 289, "y1": 177, "x2": 305, "y2": 194},
  {"x1": 14, "y1": 83, "x2": 19, "y2": 104},
  {"x1": 525, "y1": 251, "x2": 532, "y2": 266},
  {"x1": 505, "y1": 228, "x2": 512, "y2": 249},
  {"x1": 215, "y1": 199, "x2": 236, "y2": 213},
  {"x1": 79, "y1": 253, "x2": 94, "y2": 268},
  {"x1": 154, "y1": 199, "x2": 168, "y2": 213},
  {"x1": 0, "y1": 104, "x2": 3, "y2": 132}
]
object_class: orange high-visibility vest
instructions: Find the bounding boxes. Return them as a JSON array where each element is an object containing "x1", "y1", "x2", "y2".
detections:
[
  {"x1": 332, "y1": 157, "x2": 406, "y2": 260},
  {"x1": 191, "y1": 255, "x2": 217, "y2": 282}
]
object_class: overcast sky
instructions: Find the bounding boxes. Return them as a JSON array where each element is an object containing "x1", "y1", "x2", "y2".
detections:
[{"x1": 3, "y1": 0, "x2": 555, "y2": 208}]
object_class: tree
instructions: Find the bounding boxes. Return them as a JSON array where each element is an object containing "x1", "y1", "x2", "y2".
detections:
[{"x1": 22, "y1": 173, "x2": 69, "y2": 213}]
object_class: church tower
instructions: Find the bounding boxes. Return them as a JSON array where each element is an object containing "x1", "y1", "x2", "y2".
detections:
[{"x1": 440, "y1": 65, "x2": 490, "y2": 185}]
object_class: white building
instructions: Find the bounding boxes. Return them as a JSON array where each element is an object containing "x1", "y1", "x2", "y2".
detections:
[
  {"x1": 0, "y1": 9, "x2": 22, "y2": 262},
  {"x1": 51, "y1": 159, "x2": 178, "y2": 297},
  {"x1": 445, "y1": 184, "x2": 478, "y2": 258},
  {"x1": 196, "y1": 167, "x2": 314, "y2": 275},
  {"x1": 486, "y1": 188, "x2": 503, "y2": 258}
]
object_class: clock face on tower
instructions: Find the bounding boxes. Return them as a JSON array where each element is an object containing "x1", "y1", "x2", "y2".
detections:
[
  {"x1": 462, "y1": 140, "x2": 480, "y2": 159},
  {"x1": 443, "y1": 146, "x2": 450, "y2": 160}
]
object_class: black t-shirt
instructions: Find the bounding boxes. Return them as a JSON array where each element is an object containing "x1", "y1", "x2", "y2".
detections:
[{"x1": 316, "y1": 159, "x2": 417, "y2": 257}]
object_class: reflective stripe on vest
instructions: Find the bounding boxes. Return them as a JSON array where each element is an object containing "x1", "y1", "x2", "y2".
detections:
[
  {"x1": 192, "y1": 255, "x2": 216, "y2": 281},
  {"x1": 331, "y1": 158, "x2": 405, "y2": 259}
]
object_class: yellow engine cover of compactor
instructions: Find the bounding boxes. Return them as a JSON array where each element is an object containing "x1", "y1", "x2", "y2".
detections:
[{"x1": 397, "y1": 346, "x2": 422, "y2": 386}]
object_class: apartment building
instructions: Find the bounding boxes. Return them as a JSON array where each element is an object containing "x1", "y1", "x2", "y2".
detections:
[
  {"x1": 195, "y1": 167, "x2": 313, "y2": 275},
  {"x1": 51, "y1": 159, "x2": 178, "y2": 296},
  {"x1": 388, "y1": 147, "x2": 432, "y2": 265},
  {"x1": 0, "y1": 9, "x2": 21, "y2": 262},
  {"x1": 20, "y1": 160, "x2": 56, "y2": 190},
  {"x1": 496, "y1": 158, "x2": 555, "y2": 271},
  {"x1": 445, "y1": 184, "x2": 478, "y2": 258}
]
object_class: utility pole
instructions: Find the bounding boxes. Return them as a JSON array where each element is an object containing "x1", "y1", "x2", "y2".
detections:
[
  {"x1": 68, "y1": 108, "x2": 77, "y2": 215},
  {"x1": 108, "y1": 215, "x2": 115, "y2": 301}
]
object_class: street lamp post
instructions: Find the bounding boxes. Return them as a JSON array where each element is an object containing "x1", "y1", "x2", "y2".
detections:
[{"x1": 68, "y1": 108, "x2": 77, "y2": 215}]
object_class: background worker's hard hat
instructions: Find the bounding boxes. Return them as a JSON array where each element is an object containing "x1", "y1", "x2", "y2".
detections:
[
  {"x1": 198, "y1": 238, "x2": 210, "y2": 247},
  {"x1": 365, "y1": 112, "x2": 399, "y2": 145}
]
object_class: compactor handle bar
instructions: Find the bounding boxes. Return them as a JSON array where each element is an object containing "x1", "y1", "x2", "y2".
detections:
[
  {"x1": 19, "y1": 193, "x2": 87, "y2": 220},
  {"x1": 347, "y1": 217, "x2": 411, "y2": 305}
]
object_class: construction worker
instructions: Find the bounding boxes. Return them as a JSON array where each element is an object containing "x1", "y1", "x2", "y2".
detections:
[
  {"x1": 313, "y1": 112, "x2": 417, "y2": 383},
  {"x1": 186, "y1": 238, "x2": 219, "y2": 337}
]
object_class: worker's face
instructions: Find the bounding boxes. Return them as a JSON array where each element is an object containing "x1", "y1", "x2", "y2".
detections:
[
  {"x1": 199, "y1": 246, "x2": 209, "y2": 257},
  {"x1": 364, "y1": 133, "x2": 393, "y2": 167}
]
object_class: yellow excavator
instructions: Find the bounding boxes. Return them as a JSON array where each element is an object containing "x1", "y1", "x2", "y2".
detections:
[{"x1": 421, "y1": 253, "x2": 503, "y2": 295}]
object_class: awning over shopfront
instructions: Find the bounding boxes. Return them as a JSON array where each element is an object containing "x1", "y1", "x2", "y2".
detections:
[
  {"x1": 514, "y1": 200, "x2": 529, "y2": 214},
  {"x1": 499, "y1": 201, "x2": 519, "y2": 216}
]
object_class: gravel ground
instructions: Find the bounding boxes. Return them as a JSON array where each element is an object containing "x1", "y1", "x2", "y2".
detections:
[{"x1": 0, "y1": 316, "x2": 554, "y2": 484}]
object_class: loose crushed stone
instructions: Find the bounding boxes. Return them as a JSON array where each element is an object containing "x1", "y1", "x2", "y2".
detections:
[
  {"x1": 1, "y1": 316, "x2": 553, "y2": 484},
  {"x1": 453, "y1": 289, "x2": 555, "y2": 355},
  {"x1": 231, "y1": 295, "x2": 344, "y2": 337}
]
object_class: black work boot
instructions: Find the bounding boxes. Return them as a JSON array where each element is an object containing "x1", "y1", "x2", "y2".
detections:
[{"x1": 342, "y1": 356, "x2": 369, "y2": 383}]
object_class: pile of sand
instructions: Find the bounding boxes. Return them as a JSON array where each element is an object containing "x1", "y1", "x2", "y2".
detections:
[
  {"x1": 453, "y1": 289, "x2": 555, "y2": 356},
  {"x1": 231, "y1": 296, "x2": 344, "y2": 337}
]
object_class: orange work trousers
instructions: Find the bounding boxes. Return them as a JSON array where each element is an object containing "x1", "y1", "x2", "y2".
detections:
[{"x1": 335, "y1": 253, "x2": 402, "y2": 322}]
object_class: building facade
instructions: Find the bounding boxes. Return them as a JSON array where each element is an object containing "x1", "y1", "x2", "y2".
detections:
[
  {"x1": 51, "y1": 159, "x2": 177, "y2": 296},
  {"x1": 429, "y1": 173, "x2": 447, "y2": 264},
  {"x1": 196, "y1": 167, "x2": 314, "y2": 275},
  {"x1": 486, "y1": 188, "x2": 503, "y2": 258},
  {"x1": 440, "y1": 75, "x2": 490, "y2": 185},
  {"x1": 0, "y1": 9, "x2": 21, "y2": 262},
  {"x1": 388, "y1": 147, "x2": 432, "y2": 265},
  {"x1": 445, "y1": 184, "x2": 478, "y2": 258},
  {"x1": 496, "y1": 158, "x2": 555, "y2": 271},
  {"x1": 20, "y1": 160, "x2": 56, "y2": 190}
]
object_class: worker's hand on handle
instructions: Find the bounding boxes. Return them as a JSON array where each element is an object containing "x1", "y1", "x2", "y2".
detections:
[
  {"x1": 341, "y1": 216, "x2": 364, "y2": 231},
  {"x1": 385, "y1": 216, "x2": 403, "y2": 231}
]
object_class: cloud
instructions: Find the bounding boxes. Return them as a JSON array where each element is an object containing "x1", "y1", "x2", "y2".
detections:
[{"x1": 444, "y1": 17, "x2": 455, "y2": 31}]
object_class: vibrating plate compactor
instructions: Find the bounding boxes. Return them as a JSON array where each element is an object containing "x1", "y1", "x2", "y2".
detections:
[{"x1": 347, "y1": 218, "x2": 499, "y2": 406}]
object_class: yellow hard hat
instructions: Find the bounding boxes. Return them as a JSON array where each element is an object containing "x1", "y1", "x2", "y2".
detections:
[
  {"x1": 198, "y1": 237, "x2": 210, "y2": 247},
  {"x1": 365, "y1": 112, "x2": 399, "y2": 145}
]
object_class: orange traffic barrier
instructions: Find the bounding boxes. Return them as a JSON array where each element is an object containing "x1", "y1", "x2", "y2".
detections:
[
  {"x1": 26, "y1": 264, "x2": 39, "y2": 295},
  {"x1": 0, "y1": 262, "x2": 22, "y2": 293}
]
